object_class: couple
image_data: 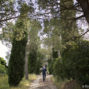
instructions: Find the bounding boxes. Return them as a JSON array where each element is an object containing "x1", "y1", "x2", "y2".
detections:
[{"x1": 42, "y1": 66, "x2": 47, "y2": 82}]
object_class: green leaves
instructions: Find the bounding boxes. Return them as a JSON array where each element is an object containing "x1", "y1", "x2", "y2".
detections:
[
  {"x1": 62, "y1": 40, "x2": 89, "y2": 84},
  {"x1": 8, "y1": 32, "x2": 27, "y2": 86},
  {"x1": 0, "y1": 0, "x2": 15, "y2": 26},
  {"x1": 20, "y1": 3, "x2": 30, "y2": 17},
  {"x1": 0, "y1": 64, "x2": 6, "y2": 74},
  {"x1": 28, "y1": 20, "x2": 42, "y2": 74},
  {"x1": 0, "y1": 57, "x2": 6, "y2": 74}
]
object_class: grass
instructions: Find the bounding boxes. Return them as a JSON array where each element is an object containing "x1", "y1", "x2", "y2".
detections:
[
  {"x1": 52, "y1": 77, "x2": 68, "y2": 89},
  {"x1": 0, "y1": 74, "x2": 37, "y2": 89},
  {"x1": 52, "y1": 77, "x2": 82, "y2": 89}
]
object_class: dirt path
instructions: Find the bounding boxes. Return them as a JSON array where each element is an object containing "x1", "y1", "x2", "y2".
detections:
[{"x1": 29, "y1": 75, "x2": 58, "y2": 89}]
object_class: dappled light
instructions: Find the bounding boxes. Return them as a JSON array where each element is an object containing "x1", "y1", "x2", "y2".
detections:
[
  {"x1": 29, "y1": 76, "x2": 57, "y2": 89},
  {"x1": 0, "y1": 0, "x2": 89, "y2": 89}
]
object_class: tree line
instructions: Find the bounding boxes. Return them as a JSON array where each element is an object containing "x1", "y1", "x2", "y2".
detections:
[{"x1": 0, "y1": 0, "x2": 89, "y2": 87}]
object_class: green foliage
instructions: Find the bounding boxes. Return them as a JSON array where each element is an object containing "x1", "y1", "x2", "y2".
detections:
[
  {"x1": 0, "y1": 74, "x2": 37, "y2": 89},
  {"x1": 0, "y1": 64, "x2": 6, "y2": 74},
  {"x1": 28, "y1": 20, "x2": 42, "y2": 74},
  {"x1": 2, "y1": 3, "x2": 31, "y2": 42},
  {"x1": 0, "y1": 57, "x2": 6, "y2": 66},
  {"x1": 53, "y1": 77, "x2": 82, "y2": 89},
  {"x1": 8, "y1": 17, "x2": 28, "y2": 86},
  {"x1": 0, "y1": 57, "x2": 6, "y2": 74},
  {"x1": 28, "y1": 48, "x2": 37, "y2": 73},
  {"x1": 60, "y1": 0, "x2": 79, "y2": 44},
  {"x1": 8, "y1": 33, "x2": 27, "y2": 86},
  {"x1": 53, "y1": 58, "x2": 65, "y2": 80},
  {"x1": 48, "y1": 47, "x2": 59, "y2": 74},
  {"x1": 52, "y1": 48, "x2": 58, "y2": 59},
  {"x1": 0, "y1": 0, "x2": 15, "y2": 26},
  {"x1": 53, "y1": 40, "x2": 89, "y2": 85},
  {"x1": 51, "y1": 40, "x2": 89, "y2": 85},
  {"x1": 4, "y1": 3, "x2": 31, "y2": 86},
  {"x1": 35, "y1": 59, "x2": 42, "y2": 74},
  {"x1": 2, "y1": 22, "x2": 15, "y2": 42},
  {"x1": 20, "y1": 3, "x2": 31, "y2": 17},
  {"x1": 35, "y1": 51, "x2": 43, "y2": 74},
  {"x1": 28, "y1": 46, "x2": 43, "y2": 74},
  {"x1": 48, "y1": 59, "x2": 54, "y2": 74}
]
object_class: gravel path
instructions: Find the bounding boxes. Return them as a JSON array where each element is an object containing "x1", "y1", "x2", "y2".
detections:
[{"x1": 29, "y1": 75, "x2": 57, "y2": 89}]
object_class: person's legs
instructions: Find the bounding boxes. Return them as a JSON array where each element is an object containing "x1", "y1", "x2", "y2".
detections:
[{"x1": 43, "y1": 74, "x2": 46, "y2": 82}]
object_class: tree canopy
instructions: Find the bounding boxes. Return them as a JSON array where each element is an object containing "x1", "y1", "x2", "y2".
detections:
[{"x1": 0, "y1": 0, "x2": 89, "y2": 87}]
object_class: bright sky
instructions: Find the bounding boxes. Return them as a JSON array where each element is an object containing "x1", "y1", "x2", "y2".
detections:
[{"x1": 0, "y1": 41, "x2": 9, "y2": 60}]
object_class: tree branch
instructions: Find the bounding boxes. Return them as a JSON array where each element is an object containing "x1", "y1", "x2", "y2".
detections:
[
  {"x1": 78, "y1": 29, "x2": 89, "y2": 38},
  {"x1": 0, "y1": 16, "x2": 19, "y2": 22},
  {"x1": 73, "y1": 15, "x2": 85, "y2": 21}
]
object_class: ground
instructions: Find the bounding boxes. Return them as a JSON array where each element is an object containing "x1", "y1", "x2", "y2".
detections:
[{"x1": 29, "y1": 75, "x2": 57, "y2": 89}]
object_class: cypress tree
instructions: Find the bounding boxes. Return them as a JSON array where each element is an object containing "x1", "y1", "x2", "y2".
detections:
[
  {"x1": 28, "y1": 20, "x2": 41, "y2": 74},
  {"x1": 8, "y1": 3, "x2": 30, "y2": 85},
  {"x1": 28, "y1": 47, "x2": 37, "y2": 73},
  {"x1": 8, "y1": 32, "x2": 27, "y2": 86}
]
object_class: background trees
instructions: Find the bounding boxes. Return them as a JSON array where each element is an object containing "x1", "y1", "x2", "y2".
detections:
[
  {"x1": 0, "y1": 57, "x2": 6, "y2": 74},
  {"x1": 53, "y1": 40, "x2": 89, "y2": 85},
  {"x1": 28, "y1": 20, "x2": 42, "y2": 74},
  {"x1": 0, "y1": 0, "x2": 89, "y2": 87},
  {"x1": 38, "y1": 0, "x2": 89, "y2": 86},
  {"x1": 0, "y1": 0, "x2": 17, "y2": 26},
  {"x1": 60, "y1": 0, "x2": 79, "y2": 44},
  {"x1": 62, "y1": 40, "x2": 89, "y2": 84}
]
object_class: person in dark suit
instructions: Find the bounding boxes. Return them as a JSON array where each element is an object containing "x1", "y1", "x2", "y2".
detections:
[{"x1": 42, "y1": 66, "x2": 47, "y2": 82}]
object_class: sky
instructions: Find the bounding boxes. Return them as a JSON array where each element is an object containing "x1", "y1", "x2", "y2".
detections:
[
  {"x1": 0, "y1": 28, "x2": 11, "y2": 62},
  {"x1": 0, "y1": 41, "x2": 9, "y2": 60}
]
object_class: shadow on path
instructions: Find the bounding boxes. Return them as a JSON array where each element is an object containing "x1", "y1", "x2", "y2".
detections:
[{"x1": 29, "y1": 75, "x2": 57, "y2": 89}]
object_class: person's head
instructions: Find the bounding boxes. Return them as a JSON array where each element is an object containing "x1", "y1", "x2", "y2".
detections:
[
  {"x1": 43, "y1": 66, "x2": 45, "y2": 69},
  {"x1": 45, "y1": 64, "x2": 47, "y2": 68}
]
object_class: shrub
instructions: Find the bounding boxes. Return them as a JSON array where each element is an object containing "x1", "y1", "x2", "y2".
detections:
[
  {"x1": 0, "y1": 57, "x2": 6, "y2": 74},
  {"x1": 48, "y1": 59, "x2": 54, "y2": 74},
  {"x1": 0, "y1": 57, "x2": 6, "y2": 66},
  {"x1": 0, "y1": 64, "x2": 6, "y2": 74},
  {"x1": 62, "y1": 40, "x2": 89, "y2": 84}
]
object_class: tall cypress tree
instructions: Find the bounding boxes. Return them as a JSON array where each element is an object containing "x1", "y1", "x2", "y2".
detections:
[
  {"x1": 28, "y1": 20, "x2": 41, "y2": 74},
  {"x1": 8, "y1": 31, "x2": 27, "y2": 86},
  {"x1": 8, "y1": 3, "x2": 30, "y2": 86},
  {"x1": 28, "y1": 45, "x2": 38, "y2": 73}
]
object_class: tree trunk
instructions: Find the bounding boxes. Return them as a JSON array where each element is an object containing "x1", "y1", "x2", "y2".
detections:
[
  {"x1": 24, "y1": 50, "x2": 29, "y2": 80},
  {"x1": 25, "y1": 35, "x2": 30, "y2": 80},
  {"x1": 77, "y1": 0, "x2": 89, "y2": 23}
]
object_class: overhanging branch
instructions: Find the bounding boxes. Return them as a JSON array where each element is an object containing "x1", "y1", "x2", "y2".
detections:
[
  {"x1": 0, "y1": 16, "x2": 19, "y2": 22},
  {"x1": 73, "y1": 15, "x2": 84, "y2": 21}
]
